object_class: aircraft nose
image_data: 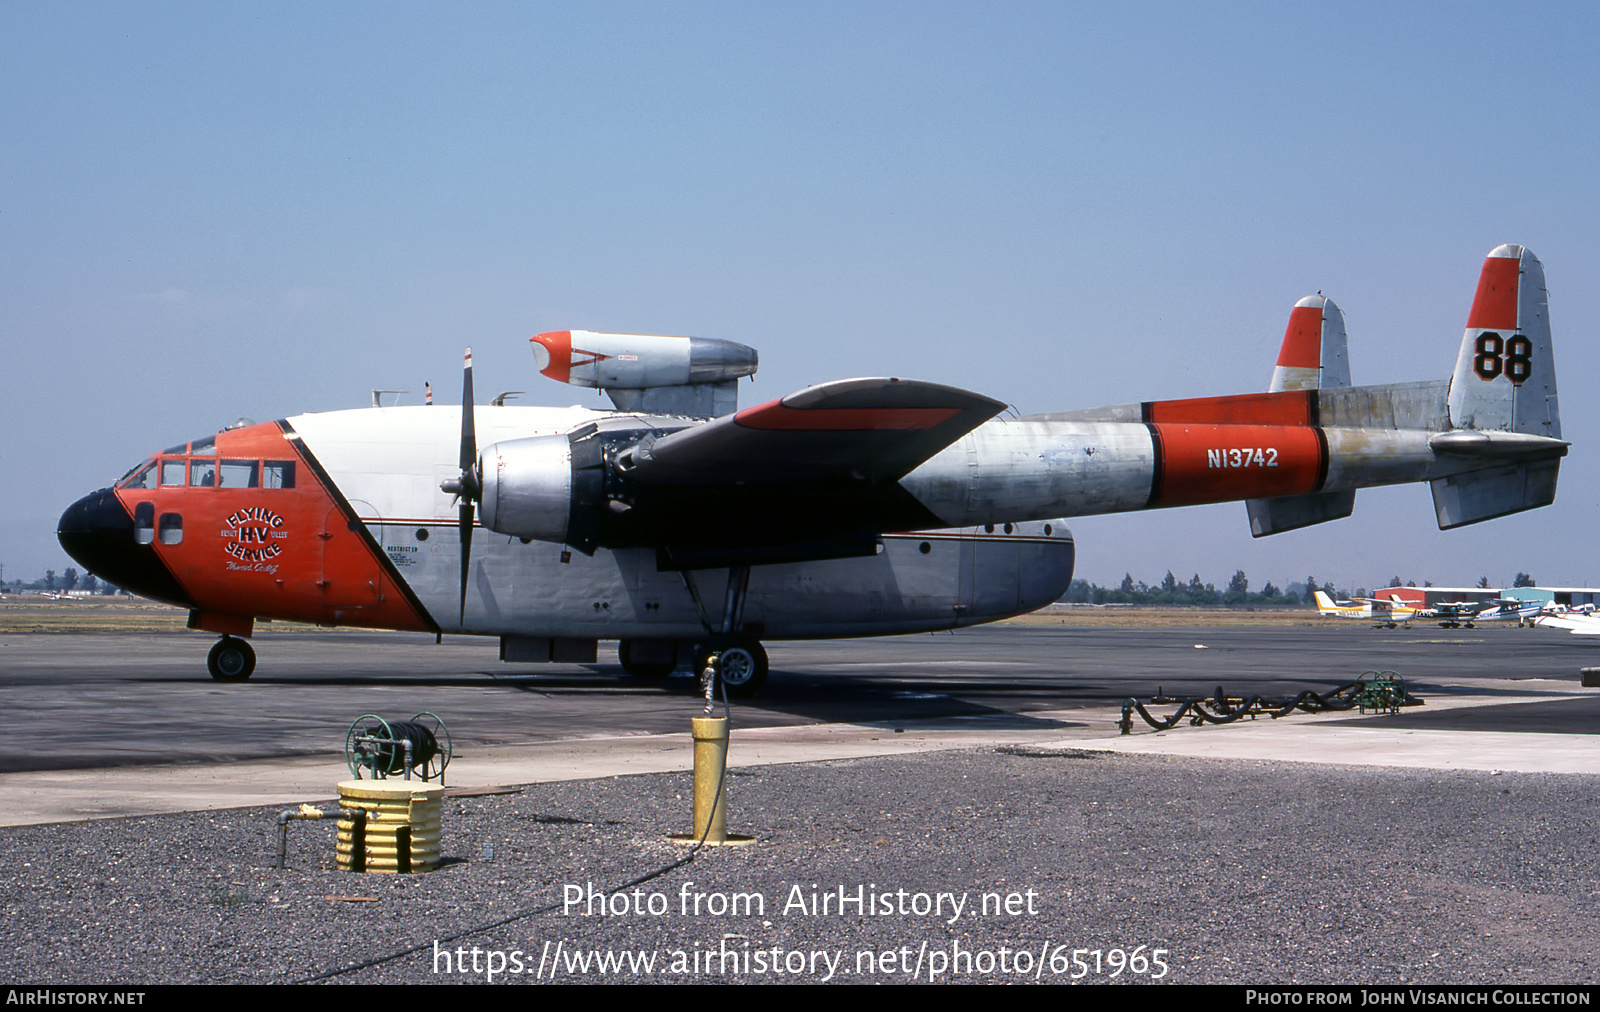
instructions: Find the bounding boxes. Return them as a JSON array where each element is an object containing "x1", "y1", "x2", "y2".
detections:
[{"x1": 57, "y1": 489, "x2": 193, "y2": 606}]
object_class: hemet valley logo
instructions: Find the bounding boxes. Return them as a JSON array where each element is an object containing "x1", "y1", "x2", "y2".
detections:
[{"x1": 222, "y1": 507, "x2": 287, "y2": 564}]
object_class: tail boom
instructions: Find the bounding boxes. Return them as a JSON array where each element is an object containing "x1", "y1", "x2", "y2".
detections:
[{"x1": 902, "y1": 246, "x2": 1565, "y2": 531}]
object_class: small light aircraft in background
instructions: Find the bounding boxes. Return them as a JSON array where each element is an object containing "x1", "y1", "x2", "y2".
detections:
[
  {"x1": 1428, "y1": 599, "x2": 1491, "y2": 628},
  {"x1": 1313, "y1": 590, "x2": 1416, "y2": 629},
  {"x1": 59, "y1": 246, "x2": 1567, "y2": 693},
  {"x1": 1465, "y1": 598, "x2": 1546, "y2": 626},
  {"x1": 1312, "y1": 590, "x2": 1376, "y2": 621},
  {"x1": 1371, "y1": 592, "x2": 1545, "y2": 629},
  {"x1": 1536, "y1": 605, "x2": 1600, "y2": 636}
]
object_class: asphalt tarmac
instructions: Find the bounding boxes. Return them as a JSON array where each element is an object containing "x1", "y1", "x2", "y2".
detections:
[
  {"x1": 2, "y1": 620, "x2": 1598, "y2": 985},
  {"x1": 2, "y1": 621, "x2": 1593, "y2": 775}
]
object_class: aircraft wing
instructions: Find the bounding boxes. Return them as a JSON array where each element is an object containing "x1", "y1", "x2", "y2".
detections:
[
  {"x1": 626, "y1": 377, "x2": 1006, "y2": 486},
  {"x1": 1537, "y1": 614, "x2": 1600, "y2": 635},
  {"x1": 564, "y1": 377, "x2": 1009, "y2": 567}
]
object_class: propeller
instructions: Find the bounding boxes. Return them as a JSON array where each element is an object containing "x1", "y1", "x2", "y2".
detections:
[{"x1": 439, "y1": 349, "x2": 480, "y2": 625}]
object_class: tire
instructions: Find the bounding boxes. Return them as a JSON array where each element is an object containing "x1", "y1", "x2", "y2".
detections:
[
  {"x1": 714, "y1": 640, "x2": 768, "y2": 697},
  {"x1": 618, "y1": 639, "x2": 675, "y2": 679},
  {"x1": 207, "y1": 636, "x2": 256, "y2": 682}
]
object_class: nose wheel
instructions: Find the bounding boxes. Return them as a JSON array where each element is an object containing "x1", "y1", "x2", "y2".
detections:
[{"x1": 207, "y1": 636, "x2": 256, "y2": 682}]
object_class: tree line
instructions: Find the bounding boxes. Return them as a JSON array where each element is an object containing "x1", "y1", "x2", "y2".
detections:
[
  {"x1": 1060, "y1": 570, "x2": 1538, "y2": 607},
  {"x1": 3, "y1": 568, "x2": 127, "y2": 595}
]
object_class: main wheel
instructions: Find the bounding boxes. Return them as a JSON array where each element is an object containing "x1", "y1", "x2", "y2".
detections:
[
  {"x1": 713, "y1": 640, "x2": 768, "y2": 697},
  {"x1": 207, "y1": 636, "x2": 256, "y2": 682},
  {"x1": 618, "y1": 639, "x2": 675, "y2": 679}
]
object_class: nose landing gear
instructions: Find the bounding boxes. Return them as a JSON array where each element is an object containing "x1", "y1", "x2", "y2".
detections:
[{"x1": 207, "y1": 636, "x2": 256, "y2": 682}]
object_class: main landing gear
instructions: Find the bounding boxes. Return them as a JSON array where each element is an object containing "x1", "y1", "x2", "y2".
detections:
[
  {"x1": 703, "y1": 565, "x2": 768, "y2": 697},
  {"x1": 617, "y1": 636, "x2": 770, "y2": 695},
  {"x1": 633, "y1": 563, "x2": 769, "y2": 697},
  {"x1": 703, "y1": 636, "x2": 769, "y2": 697},
  {"x1": 207, "y1": 635, "x2": 256, "y2": 682}
]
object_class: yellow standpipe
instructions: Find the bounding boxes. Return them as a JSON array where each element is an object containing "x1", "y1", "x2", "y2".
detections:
[
  {"x1": 336, "y1": 780, "x2": 444, "y2": 873},
  {"x1": 691, "y1": 716, "x2": 729, "y2": 843}
]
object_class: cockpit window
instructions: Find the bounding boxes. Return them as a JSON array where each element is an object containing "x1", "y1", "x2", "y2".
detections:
[
  {"x1": 190, "y1": 436, "x2": 216, "y2": 455},
  {"x1": 162, "y1": 442, "x2": 188, "y2": 455},
  {"x1": 119, "y1": 450, "x2": 296, "y2": 491},
  {"x1": 220, "y1": 461, "x2": 260, "y2": 488},
  {"x1": 119, "y1": 460, "x2": 157, "y2": 490},
  {"x1": 263, "y1": 461, "x2": 296, "y2": 489}
]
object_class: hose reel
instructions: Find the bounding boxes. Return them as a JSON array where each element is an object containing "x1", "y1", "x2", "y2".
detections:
[
  {"x1": 344, "y1": 712, "x2": 452, "y2": 783},
  {"x1": 1117, "y1": 671, "x2": 1424, "y2": 734}
]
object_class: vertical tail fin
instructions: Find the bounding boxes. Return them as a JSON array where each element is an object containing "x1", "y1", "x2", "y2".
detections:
[
  {"x1": 1447, "y1": 245, "x2": 1559, "y2": 438},
  {"x1": 1433, "y1": 246, "x2": 1564, "y2": 528},
  {"x1": 1269, "y1": 295, "x2": 1350, "y2": 392},
  {"x1": 1248, "y1": 295, "x2": 1355, "y2": 536}
]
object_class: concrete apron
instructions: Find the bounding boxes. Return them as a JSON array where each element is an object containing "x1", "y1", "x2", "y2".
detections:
[{"x1": 2, "y1": 684, "x2": 1595, "y2": 826}]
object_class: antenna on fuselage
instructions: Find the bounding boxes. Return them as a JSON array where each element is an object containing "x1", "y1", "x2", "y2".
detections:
[{"x1": 371, "y1": 389, "x2": 409, "y2": 408}]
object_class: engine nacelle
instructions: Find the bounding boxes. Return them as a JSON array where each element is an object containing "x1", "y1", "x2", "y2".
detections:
[
  {"x1": 530, "y1": 330, "x2": 757, "y2": 389},
  {"x1": 478, "y1": 434, "x2": 573, "y2": 544}
]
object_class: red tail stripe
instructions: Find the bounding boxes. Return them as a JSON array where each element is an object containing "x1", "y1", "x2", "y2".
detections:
[
  {"x1": 1467, "y1": 255, "x2": 1520, "y2": 330},
  {"x1": 1276, "y1": 305, "x2": 1324, "y2": 368}
]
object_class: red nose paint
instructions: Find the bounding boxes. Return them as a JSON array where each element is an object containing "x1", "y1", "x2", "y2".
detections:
[{"x1": 114, "y1": 420, "x2": 432, "y2": 632}]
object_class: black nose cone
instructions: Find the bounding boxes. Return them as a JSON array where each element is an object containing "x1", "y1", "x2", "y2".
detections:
[{"x1": 58, "y1": 489, "x2": 193, "y2": 606}]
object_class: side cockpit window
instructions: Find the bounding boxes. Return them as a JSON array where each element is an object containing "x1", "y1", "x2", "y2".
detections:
[
  {"x1": 160, "y1": 460, "x2": 186, "y2": 487},
  {"x1": 133, "y1": 502, "x2": 155, "y2": 544},
  {"x1": 191, "y1": 461, "x2": 217, "y2": 488},
  {"x1": 220, "y1": 461, "x2": 260, "y2": 488},
  {"x1": 263, "y1": 461, "x2": 296, "y2": 489},
  {"x1": 158, "y1": 512, "x2": 183, "y2": 545}
]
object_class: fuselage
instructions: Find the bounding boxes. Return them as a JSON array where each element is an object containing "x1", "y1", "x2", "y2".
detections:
[
  {"x1": 57, "y1": 404, "x2": 1076, "y2": 641},
  {"x1": 57, "y1": 361, "x2": 1562, "y2": 648}
]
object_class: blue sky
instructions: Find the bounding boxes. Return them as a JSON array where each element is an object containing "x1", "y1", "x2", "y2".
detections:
[{"x1": 5, "y1": 2, "x2": 1598, "y2": 592}]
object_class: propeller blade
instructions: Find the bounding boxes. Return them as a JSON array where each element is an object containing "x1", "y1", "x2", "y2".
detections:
[
  {"x1": 458, "y1": 349, "x2": 476, "y2": 625},
  {"x1": 460, "y1": 349, "x2": 476, "y2": 475},
  {"x1": 459, "y1": 498, "x2": 473, "y2": 626}
]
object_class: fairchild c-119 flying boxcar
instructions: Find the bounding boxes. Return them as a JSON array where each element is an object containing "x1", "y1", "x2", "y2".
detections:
[{"x1": 58, "y1": 246, "x2": 1565, "y2": 694}]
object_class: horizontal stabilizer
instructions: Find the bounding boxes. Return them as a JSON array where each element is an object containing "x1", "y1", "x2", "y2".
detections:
[
  {"x1": 1246, "y1": 489, "x2": 1355, "y2": 537},
  {"x1": 1428, "y1": 430, "x2": 1569, "y2": 457},
  {"x1": 1431, "y1": 458, "x2": 1560, "y2": 529}
]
